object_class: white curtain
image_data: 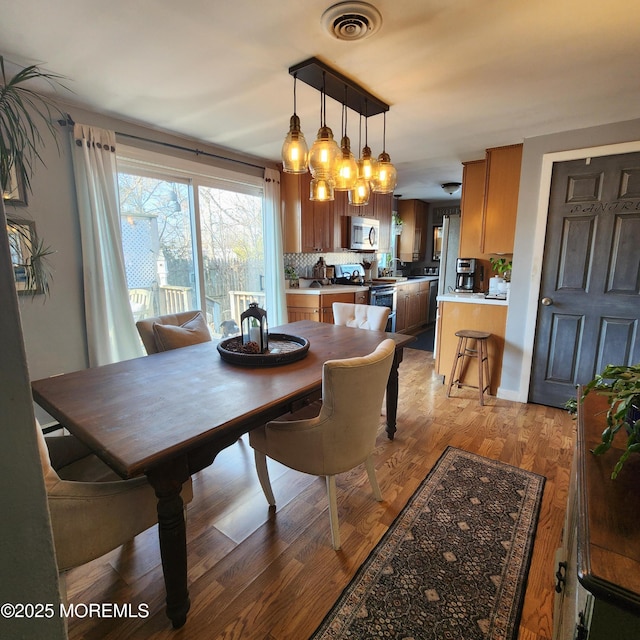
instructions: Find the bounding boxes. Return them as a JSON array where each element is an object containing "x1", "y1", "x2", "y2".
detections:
[
  {"x1": 263, "y1": 168, "x2": 287, "y2": 327},
  {"x1": 71, "y1": 124, "x2": 144, "y2": 366}
]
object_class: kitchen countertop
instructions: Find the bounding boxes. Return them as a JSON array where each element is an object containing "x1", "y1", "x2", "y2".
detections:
[
  {"x1": 286, "y1": 284, "x2": 369, "y2": 294},
  {"x1": 437, "y1": 292, "x2": 509, "y2": 306}
]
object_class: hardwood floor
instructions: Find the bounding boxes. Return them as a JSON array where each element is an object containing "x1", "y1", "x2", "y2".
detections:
[{"x1": 64, "y1": 347, "x2": 575, "y2": 640}]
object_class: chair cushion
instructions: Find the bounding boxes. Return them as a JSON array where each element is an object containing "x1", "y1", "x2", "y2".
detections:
[{"x1": 152, "y1": 311, "x2": 211, "y2": 352}]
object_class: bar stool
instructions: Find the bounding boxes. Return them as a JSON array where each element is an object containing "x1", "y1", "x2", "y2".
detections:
[{"x1": 447, "y1": 330, "x2": 491, "y2": 405}]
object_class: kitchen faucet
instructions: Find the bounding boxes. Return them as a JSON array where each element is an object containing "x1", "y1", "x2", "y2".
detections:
[{"x1": 388, "y1": 258, "x2": 403, "y2": 276}]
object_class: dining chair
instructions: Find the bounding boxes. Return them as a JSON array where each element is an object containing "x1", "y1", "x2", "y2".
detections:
[
  {"x1": 35, "y1": 421, "x2": 193, "y2": 581},
  {"x1": 136, "y1": 309, "x2": 212, "y2": 354},
  {"x1": 332, "y1": 302, "x2": 390, "y2": 332},
  {"x1": 249, "y1": 339, "x2": 396, "y2": 550}
]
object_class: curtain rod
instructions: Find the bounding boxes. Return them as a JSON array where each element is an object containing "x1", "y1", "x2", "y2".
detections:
[{"x1": 59, "y1": 115, "x2": 266, "y2": 171}]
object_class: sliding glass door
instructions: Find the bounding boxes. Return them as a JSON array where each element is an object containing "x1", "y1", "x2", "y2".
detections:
[{"x1": 117, "y1": 147, "x2": 265, "y2": 337}]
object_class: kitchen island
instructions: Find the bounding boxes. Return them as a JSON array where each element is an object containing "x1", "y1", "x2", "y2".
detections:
[{"x1": 435, "y1": 292, "x2": 509, "y2": 396}]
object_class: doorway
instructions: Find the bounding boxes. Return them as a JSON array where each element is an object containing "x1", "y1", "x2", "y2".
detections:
[{"x1": 529, "y1": 151, "x2": 640, "y2": 407}]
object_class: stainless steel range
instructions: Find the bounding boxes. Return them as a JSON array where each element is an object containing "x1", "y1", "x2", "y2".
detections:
[
  {"x1": 332, "y1": 264, "x2": 396, "y2": 332},
  {"x1": 369, "y1": 284, "x2": 397, "y2": 332}
]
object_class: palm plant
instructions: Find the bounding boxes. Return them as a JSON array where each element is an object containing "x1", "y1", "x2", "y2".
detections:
[{"x1": 1, "y1": 55, "x2": 66, "y2": 294}]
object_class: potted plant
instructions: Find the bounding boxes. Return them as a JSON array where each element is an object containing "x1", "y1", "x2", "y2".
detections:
[
  {"x1": 1, "y1": 56, "x2": 65, "y2": 295},
  {"x1": 392, "y1": 212, "x2": 403, "y2": 235},
  {"x1": 489, "y1": 256, "x2": 512, "y2": 282},
  {"x1": 580, "y1": 363, "x2": 640, "y2": 478},
  {"x1": 284, "y1": 264, "x2": 298, "y2": 288}
]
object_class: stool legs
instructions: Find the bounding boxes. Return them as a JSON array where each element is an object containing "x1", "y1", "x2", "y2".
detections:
[
  {"x1": 447, "y1": 334, "x2": 465, "y2": 399},
  {"x1": 447, "y1": 335, "x2": 491, "y2": 405}
]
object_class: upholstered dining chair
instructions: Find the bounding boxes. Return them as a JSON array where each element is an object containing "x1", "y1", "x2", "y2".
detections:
[
  {"x1": 35, "y1": 421, "x2": 193, "y2": 580},
  {"x1": 249, "y1": 339, "x2": 396, "y2": 550},
  {"x1": 332, "y1": 302, "x2": 390, "y2": 332},
  {"x1": 136, "y1": 309, "x2": 211, "y2": 355}
]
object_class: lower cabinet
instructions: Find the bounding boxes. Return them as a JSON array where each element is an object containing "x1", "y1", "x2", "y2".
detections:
[
  {"x1": 553, "y1": 392, "x2": 640, "y2": 639},
  {"x1": 286, "y1": 291, "x2": 364, "y2": 324},
  {"x1": 434, "y1": 300, "x2": 507, "y2": 396},
  {"x1": 395, "y1": 280, "x2": 432, "y2": 333}
]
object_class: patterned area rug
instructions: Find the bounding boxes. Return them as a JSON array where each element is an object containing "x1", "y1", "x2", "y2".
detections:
[{"x1": 310, "y1": 447, "x2": 545, "y2": 640}]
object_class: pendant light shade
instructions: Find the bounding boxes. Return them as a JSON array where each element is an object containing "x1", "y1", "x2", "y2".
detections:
[
  {"x1": 357, "y1": 144, "x2": 377, "y2": 181},
  {"x1": 309, "y1": 81, "x2": 340, "y2": 180},
  {"x1": 335, "y1": 136, "x2": 358, "y2": 190},
  {"x1": 309, "y1": 125, "x2": 340, "y2": 178},
  {"x1": 372, "y1": 150, "x2": 397, "y2": 193},
  {"x1": 372, "y1": 112, "x2": 397, "y2": 194},
  {"x1": 310, "y1": 175, "x2": 335, "y2": 201},
  {"x1": 281, "y1": 75, "x2": 309, "y2": 174},
  {"x1": 349, "y1": 174, "x2": 370, "y2": 206}
]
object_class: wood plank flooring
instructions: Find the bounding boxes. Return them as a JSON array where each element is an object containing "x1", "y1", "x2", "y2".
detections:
[{"x1": 64, "y1": 347, "x2": 575, "y2": 640}]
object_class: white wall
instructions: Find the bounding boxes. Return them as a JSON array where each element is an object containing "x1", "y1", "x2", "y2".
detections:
[{"x1": 501, "y1": 117, "x2": 640, "y2": 402}]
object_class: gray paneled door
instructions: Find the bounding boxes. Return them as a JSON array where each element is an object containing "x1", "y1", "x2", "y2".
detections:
[{"x1": 529, "y1": 152, "x2": 640, "y2": 408}]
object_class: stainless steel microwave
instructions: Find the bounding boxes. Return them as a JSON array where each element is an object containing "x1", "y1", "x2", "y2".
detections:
[{"x1": 349, "y1": 216, "x2": 379, "y2": 251}]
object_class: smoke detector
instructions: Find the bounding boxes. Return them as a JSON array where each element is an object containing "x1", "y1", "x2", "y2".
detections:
[{"x1": 321, "y1": 2, "x2": 383, "y2": 41}]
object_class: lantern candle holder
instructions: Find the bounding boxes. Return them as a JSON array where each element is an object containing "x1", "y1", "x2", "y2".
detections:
[{"x1": 241, "y1": 302, "x2": 269, "y2": 354}]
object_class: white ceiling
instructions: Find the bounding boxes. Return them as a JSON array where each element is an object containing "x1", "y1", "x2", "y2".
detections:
[{"x1": 2, "y1": 0, "x2": 640, "y2": 203}]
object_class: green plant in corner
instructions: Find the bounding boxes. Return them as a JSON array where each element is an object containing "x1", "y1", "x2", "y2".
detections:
[
  {"x1": 581, "y1": 363, "x2": 640, "y2": 479},
  {"x1": 489, "y1": 256, "x2": 512, "y2": 282},
  {"x1": 1, "y1": 55, "x2": 66, "y2": 295}
]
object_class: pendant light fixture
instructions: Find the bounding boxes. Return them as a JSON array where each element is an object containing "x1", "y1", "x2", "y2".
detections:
[
  {"x1": 309, "y1": 77, "x2": 340, "y2": 201},
  {"x1": 285, "y1": 57, "x2": 392, "y2": 203},
  {"x1": 334, "y1": 99, "x2": 358, "y2": 191},
  {"x1": 349, "y1": 114, "x2": 371, "y2": 206},
  {"x1": 372, "y1": 111, "x2": 397, "y2": 194},
  {"x1": 281, "y1": 73, "x2": 309, "y2": 174}
]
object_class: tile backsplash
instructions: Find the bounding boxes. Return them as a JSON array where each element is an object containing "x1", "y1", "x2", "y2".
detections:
[{"x1": 283, "y1": 252, "x2": 389, "y2": 278}]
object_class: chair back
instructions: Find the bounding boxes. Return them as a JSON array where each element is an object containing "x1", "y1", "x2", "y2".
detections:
[
  {"x1": 316, "y1": 338, "x2": 395, "y2": 473},
  {"x1": 136, "y1": 310, "x2": 211, "y2": 354},
  {"x1": 333, "y1": 302, "x2": 390, "y2": 332}
]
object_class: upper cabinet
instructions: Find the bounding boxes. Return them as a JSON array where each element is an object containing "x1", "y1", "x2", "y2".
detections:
[
  {"x1": 481, "y1": 144, "x2": 523, "y2": 254},
  {"x1": 398, "y1": 199, "x2": 428, "y2": 262},
  {"x1": 281, "y1": 171, "x2": 340, "y2": 253},
  {"x1": 459, "y1": 143, "x2": 523, "y2": 257},
  {"x1": 281, "y1": 169, "x2": 393, "y2": 253},
  {"x1": 459, "y1": 159, "x2": 486, "y2": 259}
]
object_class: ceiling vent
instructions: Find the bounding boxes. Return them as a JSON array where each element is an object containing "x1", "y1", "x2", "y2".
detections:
[{"x1": 321, "y1": 2, "x2": 382, "y2": 41}]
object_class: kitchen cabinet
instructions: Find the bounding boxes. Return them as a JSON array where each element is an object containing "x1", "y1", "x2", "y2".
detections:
[
  {"x1": 398, "y1": 199, "x2": 428, "y2": 262},
  {"x1": 481, "y1": 144, "x2": 522, "y2": 254},
  {"x1": 281, "y1": 171, "x2": 340, "y2": 253},
  {"x1": 281, "y1": 170, "x2": 392, "y2": 253},
  {"x1": 395, "y1": 279, "x2": 431, "y2": 333},
  {"x1": 553, "y1": 391, "x2": 640, "y2": 640},
  {"x1": 459, "y1": 159, "x2": 486, "y2": 259},
  {"x1": 458, "y1": 145, "x2": 521, "y2": 289},
  {"x1": 286, "y1": 289, "x2": 365, "y2": 324},
  {"x1": 435, "y1": 298, "x2": 507, "y2": 396}
]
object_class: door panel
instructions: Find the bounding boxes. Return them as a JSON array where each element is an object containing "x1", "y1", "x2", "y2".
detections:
[{"x1": 530, "y1": 152, "x2": 640, "y2": 407}]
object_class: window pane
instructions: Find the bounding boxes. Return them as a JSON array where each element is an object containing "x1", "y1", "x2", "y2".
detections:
[
  {"x1": 198, "y1": 186, "x2": 264, "y2": 337},
  {"x1": 118, "y1": 173, "x2": 198, "y2": 321}
]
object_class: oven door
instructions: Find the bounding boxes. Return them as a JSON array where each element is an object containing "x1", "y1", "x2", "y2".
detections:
[{"x1": 370, "y1": 286, "x2": 397, "y2": 332}]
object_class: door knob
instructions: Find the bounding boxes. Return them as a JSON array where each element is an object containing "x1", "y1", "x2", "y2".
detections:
[{"x1": 541, "y1": 297, "x2": 553, "y2": 306}]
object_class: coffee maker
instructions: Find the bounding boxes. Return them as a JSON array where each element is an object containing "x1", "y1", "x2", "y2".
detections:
[{"x1": 455, "y1": 258, "x2": 476, "y2": 292}]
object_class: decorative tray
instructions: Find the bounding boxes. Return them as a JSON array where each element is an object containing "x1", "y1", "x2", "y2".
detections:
[{"x1": 217, "y1": 333, "x2": 310, "y2": 367}]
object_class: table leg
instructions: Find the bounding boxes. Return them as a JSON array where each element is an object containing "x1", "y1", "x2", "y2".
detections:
[
  {"x1": 147, "y1": 459, "x2": 191, "y2": 629},
  {"x1": 386, "y1": 347, "x2": 404, "y2": 440}
]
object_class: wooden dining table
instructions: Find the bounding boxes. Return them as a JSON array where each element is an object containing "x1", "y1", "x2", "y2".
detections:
[{"x1": 31, "y1": 320, "x2": 415, "y2": 629}]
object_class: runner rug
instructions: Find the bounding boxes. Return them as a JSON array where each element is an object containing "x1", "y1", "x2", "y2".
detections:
[{"x1": 310, "y1": 447, "x2": 545, "y2": 640}]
